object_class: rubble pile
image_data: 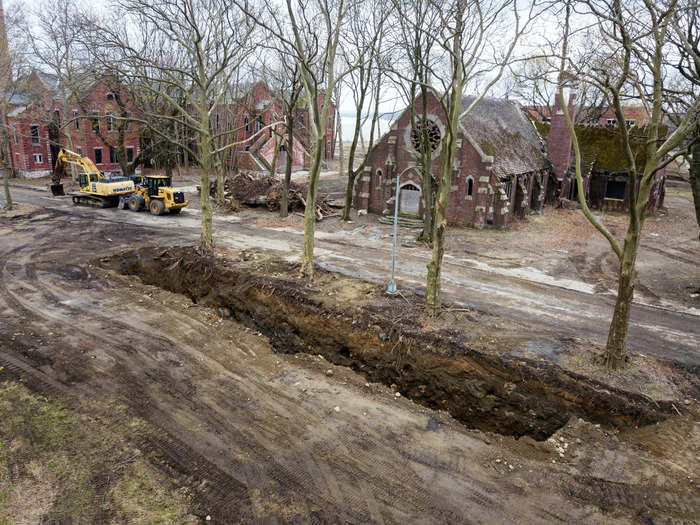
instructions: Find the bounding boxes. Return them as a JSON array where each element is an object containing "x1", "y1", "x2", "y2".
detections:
[{"x1": 210, "y1": 173, "x2": 341, "y2": 220}]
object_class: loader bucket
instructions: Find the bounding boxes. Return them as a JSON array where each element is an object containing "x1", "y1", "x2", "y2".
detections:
[{"x1": 51, "y1": 184, "x2": 65, "y2": 196}]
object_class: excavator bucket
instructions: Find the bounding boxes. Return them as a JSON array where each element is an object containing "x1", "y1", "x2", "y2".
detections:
[{"x1": 51, "y1": 184, "x2": 65, "y2": 196}]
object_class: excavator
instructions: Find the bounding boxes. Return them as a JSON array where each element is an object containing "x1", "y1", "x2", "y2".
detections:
[
  {"x1": 118, "y1": 174, "x2": 188, "y2": 215},
  {"x1": 51, "y1": 148, "x2": 135, "y2": 207}
]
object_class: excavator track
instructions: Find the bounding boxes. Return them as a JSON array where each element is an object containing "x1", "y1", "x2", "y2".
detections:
[{"x1": 70, "y1": 193, "x2": 115, "y2": 208}]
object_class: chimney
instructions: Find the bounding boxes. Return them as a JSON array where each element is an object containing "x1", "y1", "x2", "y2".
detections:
[
  {"x1": 0, "y1": 0, "x2": 10, "y2": 88},
  {"x1": 546, "y1": 90, "x2": 577, "y2": 181}
]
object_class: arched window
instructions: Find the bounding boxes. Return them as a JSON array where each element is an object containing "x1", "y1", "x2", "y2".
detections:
[
  {"x1": 466, "y1": 176, "x2": 474, "y2": 198},
  {"x1": 300, "y1": 114, "x2": 305, "y2": 126},
  {"x1": 376, "y1": 169, "x2": 383, "y2": 186},
  {"x1": 244, "y1": 114, "x2": 250, "y2": 132}
]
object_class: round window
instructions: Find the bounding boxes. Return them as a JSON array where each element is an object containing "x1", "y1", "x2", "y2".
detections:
[{"x1": 410, "y1": 120, "x2": 441, "y2": 153}]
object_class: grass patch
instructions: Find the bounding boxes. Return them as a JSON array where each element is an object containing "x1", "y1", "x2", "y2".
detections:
[{"x1": 0, "y1": 381, "x2": 196, "y2": 524}]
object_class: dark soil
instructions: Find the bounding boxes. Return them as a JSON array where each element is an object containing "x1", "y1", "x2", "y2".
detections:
[{"x1": 101, "y1": 246, "x2": 677, "y2": 441}]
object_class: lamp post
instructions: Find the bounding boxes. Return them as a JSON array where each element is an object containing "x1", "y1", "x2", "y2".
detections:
[{"x1": 387, "y1": 166, "x2": 417, "y2": 294}]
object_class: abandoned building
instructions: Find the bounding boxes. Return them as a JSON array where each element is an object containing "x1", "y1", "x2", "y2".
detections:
[
  {"x1": 355, "y1": 91, "x2": 549, "y2": 228},
  {"x1": 2, "y1": 71, "x2": 141, "y2": 177},
  {"x1": 211, "y1": 81, "x2": 336, "y2": 174},
  {"x1": 543, "y1": 94, "x2": 666, "y2": 212},
  {"x1": 525, "y1": 103, "x2": 649, "y2": 128},
  {"x1": 356, "y1": 89, "x2": 666, "y2": 229}
]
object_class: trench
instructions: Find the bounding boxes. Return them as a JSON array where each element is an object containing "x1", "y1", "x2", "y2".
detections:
[{"x1": 101, "y1": 246, "x2": 674, "y2": 441}]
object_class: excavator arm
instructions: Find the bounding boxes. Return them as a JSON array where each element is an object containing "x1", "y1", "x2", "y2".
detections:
[
  {"x1": 51, "y1": 149, "x2": 104, "y2": 195},
  {"x1": 52, "y1": 149, "x2": 102, "y2": 185}
]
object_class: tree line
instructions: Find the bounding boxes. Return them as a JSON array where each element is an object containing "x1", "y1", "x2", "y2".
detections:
[{"x1": 0, "y1": 0, "x2": 698, "y2": 369}]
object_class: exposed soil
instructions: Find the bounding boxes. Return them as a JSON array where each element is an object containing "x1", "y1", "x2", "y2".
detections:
[
  {"x1": 101, "y1": 245, "x2": 682, "y2": 441},
  {"x1": 2, "y1": 194, "x2": 698, "y2": 524}
]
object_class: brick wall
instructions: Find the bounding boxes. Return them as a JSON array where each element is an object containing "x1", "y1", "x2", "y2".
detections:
[{"x1": 355, "y1": 92, "x2": 543, "y2": 229}]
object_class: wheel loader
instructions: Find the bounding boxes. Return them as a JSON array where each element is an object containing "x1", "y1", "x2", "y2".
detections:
[
  {"x1": 118, "y1": 174, "x2": 188, "y2": 215},
  {"x1": 52, "y1": 149, "x2": 135, "y2": 207}
]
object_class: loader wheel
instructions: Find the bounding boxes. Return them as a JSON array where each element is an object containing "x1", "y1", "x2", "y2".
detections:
[
  {"x1": 128, "y1": 196, "x2": 143, "y2": 211},
  {"x1": 150, "y1": 199, "x2": 165, "y2": 216},
  {"x1": 170, "y1": 208, "x2": 182, "y2": 215}
]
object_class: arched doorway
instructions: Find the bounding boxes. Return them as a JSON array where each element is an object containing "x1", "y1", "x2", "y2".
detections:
[{"x1": 399, "y1": 182, "x2": 421, "y2": 215}]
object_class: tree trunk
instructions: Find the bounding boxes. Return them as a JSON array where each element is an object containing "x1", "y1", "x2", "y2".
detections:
[
  {"x1": 426, "y1": 3, "x2": 463, "y2": 316},
  {"x1": 605, "y1": 236, "x2": 638, "y2": 368},
  {"x1": 281, "y1": 113, "x2": 294, "y2": 218},
  {"x1": 342, "y1": 172, "x2": 356, "y2": 220},
  {"x1": 270, "y1": 135, "x2": 280, "y2": 178},
  {"x1": 215, "y1": 151, "x2": 224, "y2": 206},
  {"x1": 199, "y1": 110, "x2": 213, "y2": 250},
  {"x1": 1, "y1": 109, "x2": 13, "y2": 210},
  {"x1": 300, "y1": 133, "x2": 325, "y2": 279},
  {"x1": 418, "y1": 87, "x2": 434, "y2": 244},
  {"x1": 425, "y1": 107, "x2": 459, "y2": 316},
  {"x1": 337, "y1": 110, "x2": 344, "y2": 175},
  {"x1": 690, "y1": 128, "x2": 700, "y2": 239}
]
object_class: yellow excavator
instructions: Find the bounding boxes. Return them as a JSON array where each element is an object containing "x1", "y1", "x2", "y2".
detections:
[
  {"x1": 52, "y1": 149, "x2": 135, "y2": 207},
  {"x1": 118, "y1": 174, "x2": 188, "y2": 215}
]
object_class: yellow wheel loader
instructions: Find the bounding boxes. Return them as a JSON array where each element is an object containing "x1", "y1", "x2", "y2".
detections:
[
  {"x1": 52, "y1": 149, "x2": 135, "y2": 208},
  {"x1": 118, "y1": 174, "x2": 188, "y2": 215}
]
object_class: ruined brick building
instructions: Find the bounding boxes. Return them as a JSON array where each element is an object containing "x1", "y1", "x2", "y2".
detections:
[
  {"x1": 2, "y1": 71, "x2": 141, "y2": 177},
  {"x1": 355, "y1": 89, "x2": 666, "y2": 228},
  {"x1": 211, "y1": 81, "x2": 336, "y2": 174},
  {"x1": 543, "y1": 93, "x2": 666, "y2": 212},
  {"x1": 355, "y1": 91, "x2": 549, "y2": 228}
]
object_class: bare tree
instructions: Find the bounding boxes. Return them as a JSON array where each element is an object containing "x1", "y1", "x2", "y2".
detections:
[
  {"x1": 266, "y1": 59, "x2": 303, "y2": 218},
  {"x1": 414, "y1": 0, "x2": 538, "y2": 316},
  {"x1": 242, "y1": 0, "x2": 364, "y2": 279},
  {"x1": 339, "y1": 2, "x2": 389, "y2": 221},
  {"x1": 667, "y1": 1, "x2": 700, "y2": 236},
  {"x1": 100, "y1": 0, "x2": 257, "y2": 249},
  {"x1": 557, "y1": 0, "x2": 700, "y2": 368},
  {"x1": 25, "y1": 0, "x2": 91, "y2": 177},
  {"x1": 0, "y1": 1, "x2": 26, "y2": 209},
  {"x1": 389, "y1": 0, "x2": 442, "y2": 242},
  {"x1": 506, "y1": 56, "x2": 609, "y2": 124}
]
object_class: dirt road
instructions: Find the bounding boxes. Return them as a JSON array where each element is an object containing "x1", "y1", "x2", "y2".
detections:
[
  {"x1": 0, "y1": 198, "x2": 698, "y2": 523},
  {"x1": 10, "y1": 187, "x2": 700, "y2": 368}
]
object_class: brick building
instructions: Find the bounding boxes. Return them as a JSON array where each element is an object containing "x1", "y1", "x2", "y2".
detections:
[
  {"x1": 2, "y1": 71, "x2": 141, "y2": 177},
  {"x1": 211, "y1": 81, "x2": 336, "y2": 174},
  {"x1": 525, "y1": 103, "x2": 649, "y2": 127},
  {"x1": 541, "y1": 93, "x2": 666, "y2": 213},
  {"x1": 355, "y1": 91, "x2": 549, "y2": 228}
]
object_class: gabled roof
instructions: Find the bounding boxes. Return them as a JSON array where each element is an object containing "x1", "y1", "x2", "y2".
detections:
[{"x1": 459, "y1": 96, "x2": 547, "y2": 178}]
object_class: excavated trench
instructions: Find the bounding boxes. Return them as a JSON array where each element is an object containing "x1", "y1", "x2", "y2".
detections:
[{"x1": 102, "y1": 246, "x2": 674, "y2": 441}]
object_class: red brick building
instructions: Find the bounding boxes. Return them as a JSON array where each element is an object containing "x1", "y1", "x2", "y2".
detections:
[
  {"x1": 211, "y1": 81, "x2": 336, "y2": 174},
  {"x1": 355, "y1": 91, "x2": 549, "y2": 228},
  {"x1": 3, "y1": 71, "x2": 141, "y2": 177},
  {"x1": 525, "y1": 103, "x2": 649, "y2": 128},
  {"x1": 541, "y1": 94, "x2": 666, "y2": 213}
]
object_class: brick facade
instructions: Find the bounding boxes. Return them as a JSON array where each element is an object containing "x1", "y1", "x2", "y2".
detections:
[
  {"x1": 356, "y1": 92, "x2": 549, "y2": 229},
  {"x1": 212, "y1": 81, "x2": 336, "y2": 173},
  {"x1": 4, "y1": 72, "x2": 141, "y2": 177}
]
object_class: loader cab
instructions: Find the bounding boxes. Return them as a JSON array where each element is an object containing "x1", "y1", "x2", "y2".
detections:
[{"x1": 145, "y1": 175, "x2": 172, "y2": 196}]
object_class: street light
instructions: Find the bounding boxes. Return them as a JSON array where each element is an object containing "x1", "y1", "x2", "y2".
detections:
[{"x1": 387, "y1": 166, "x2": 418, "y2": 294}]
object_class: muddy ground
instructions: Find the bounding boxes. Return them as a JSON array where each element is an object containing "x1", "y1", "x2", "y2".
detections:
[{"x1": 0, "y1": 203, "x2": 698, "y2": 523}]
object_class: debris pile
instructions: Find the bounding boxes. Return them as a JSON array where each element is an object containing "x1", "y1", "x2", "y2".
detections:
[
  {"x1": 264, "y1": 180, "x2": 307, "y2": 212},
  {"x1": 210, "y1": 173, "x2": 340, "y2": 220}
]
